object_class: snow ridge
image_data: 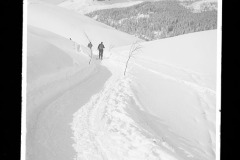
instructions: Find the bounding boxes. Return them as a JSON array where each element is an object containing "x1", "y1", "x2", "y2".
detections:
[
  {"x1": 133, "y1": 62, "x2": 215, "y2": 95},
  {"x1": 71, "y1": 61, "x2": 178, "y2": 160}
]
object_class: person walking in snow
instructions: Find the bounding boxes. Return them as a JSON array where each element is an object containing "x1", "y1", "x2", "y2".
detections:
[
  {"x1": 88, "y1": 42, "x2": 93, "y2": 50},
  {"x1": 87, "y1": 42, "x2": 93, "y2": 63},
  {"x1": 98, "y1": 42, "x2": 105, "y2": 60}
]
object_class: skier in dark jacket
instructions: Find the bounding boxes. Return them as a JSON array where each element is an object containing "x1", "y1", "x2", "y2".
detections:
[
  {"x1": 88, "y1": 42, "x2": 93, "y2": 50},
  {"x1": 98, "y1": 42, "x2": 105, "y2": 60}
]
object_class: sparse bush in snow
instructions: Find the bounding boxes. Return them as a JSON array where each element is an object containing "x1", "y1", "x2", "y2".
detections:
[{"x1": 124, "y1": 41, "x2": 142, "y2": 76}]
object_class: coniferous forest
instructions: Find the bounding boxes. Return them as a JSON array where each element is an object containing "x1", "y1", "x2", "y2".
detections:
[{"x1": 86, "y1": 0, "x2": 217, "y2": 40}]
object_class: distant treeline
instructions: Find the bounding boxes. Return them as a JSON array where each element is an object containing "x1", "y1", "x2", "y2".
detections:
[{"x1": 86, "y1": 0, "x2": 217, "y2": 40}]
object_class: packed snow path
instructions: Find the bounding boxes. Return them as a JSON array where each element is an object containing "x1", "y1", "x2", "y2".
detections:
[
  {"x1": 26, "y1": 57, "x2": 111, "y2": 160},
  {"x1": 71, "y1": 59, "x2": 181, "y2": 160},
  {"x1": 28, "y1": 48, "x2": 215, "y2": 160}
]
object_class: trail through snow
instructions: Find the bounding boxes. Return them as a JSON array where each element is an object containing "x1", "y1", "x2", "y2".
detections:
[
  {"x1": 27, "y1": 38, "x2": 215, "y2": 160},
  {"x1": 26, "y1": 2, "x2": 216, "y2": 160},
  {"x1": 71, "y1": 58, "x2": 181, "y2": 160},
  {"x1": 70, "y1": 38, "x2": 216, "y2": 160}
]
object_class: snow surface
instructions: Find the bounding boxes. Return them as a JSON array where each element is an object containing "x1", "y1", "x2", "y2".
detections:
[
  {"x1": 25, "y1": 1, "x2": 218, "y2": 160},
  {"x1": 28, "y1": 1, "x2": 142, "y2": 50},
  {"x1": 58, "y1": 0, "x2": 143, "y2": 14},
  {"x1": 108, "y1": 30, "x2": 217, "y2": 160}
]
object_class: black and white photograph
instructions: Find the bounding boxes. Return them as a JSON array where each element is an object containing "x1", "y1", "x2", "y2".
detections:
[{"x1": 22, "y1": 0, "x2": 222, "y2": 160}]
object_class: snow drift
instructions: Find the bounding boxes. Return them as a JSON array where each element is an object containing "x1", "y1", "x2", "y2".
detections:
[
  {"x1": 26, "y1": 0, "x2": 141, "y2": 120},
  {"x1": 68, "y1": 30, "x2": 217, "y2": 160},
  {"x1": 26, "y1": 2, "x2": 141, "y2": 160},
  {"x1": 28, "y1": 1, "x2": 142, "y2": 54},
  {"x1": 101, "y1": 30, "x2": 217, "y2": 160},
  {"x1": 26, "y1": 24, "x2": 98, "y2": 160}
]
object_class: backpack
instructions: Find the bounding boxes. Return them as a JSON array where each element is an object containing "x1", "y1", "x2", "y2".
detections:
[{"x1": 98, "y1": 44, "x2": 104, "y2": 50}]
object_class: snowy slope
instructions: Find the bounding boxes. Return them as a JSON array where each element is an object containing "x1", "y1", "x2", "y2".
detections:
[
  {"x1": 26, "y1": 2, "x2": 141, "y2": 160},
  {"x1": 115, "y1": 30, "x2": 217, "y2": 90},
  {"x1": 27, "y1": 25, "x2": 97, "y2": 160},
  {"x1": 58, "y1": 0, "x2": 218, "y2": 15},
  {"x1": 25, "y1": 1, "x2": 218, "y2": 160},
  {"x1": 131, "y1": 31, "x2": 217, "y2": 160},
  {"x1": 28, "y1": 1, "x2": 142, "y2": 53},
  {"x1": 27, "y1": 1, "x2": 141, "y2": 107},
  {"x1": 58, "y1": 0, "x2": 143, "y2": 14},
  {"x1": 71, "y1": 30, "x2": 217, "y2": 160},
  {"x1": 27, "y1": 25, "x2": 88, "y2": 86}
]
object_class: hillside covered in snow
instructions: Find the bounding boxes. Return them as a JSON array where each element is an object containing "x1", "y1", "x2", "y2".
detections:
[
  {"x1": 59, "y1": 0, "x2": 218, "y2": 40},
  {"x1": 24, "y1": 1, "x2": 219, "y2": 160}
]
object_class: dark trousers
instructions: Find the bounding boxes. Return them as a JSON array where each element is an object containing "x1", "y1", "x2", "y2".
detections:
[{"x1": 99, "y1": 49, "x2": 103, "y2": 60}]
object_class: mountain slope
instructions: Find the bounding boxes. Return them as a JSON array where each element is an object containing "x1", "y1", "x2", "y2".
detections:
[
  {"x1": 58, "y1": 0, "x2": 143, "y2": 14},
  {"x1": 71, "y1": 30, "x2": 217, "y2": 160},
  {"x1": 85, "y1": 0, "x2": 217, "y2": 40},
  {"x1": 28, "y1": 2, "x2": 142, "y2": 52},
  {"x1": 26, "y1": 2, "x2": 141, "y2": 160}
]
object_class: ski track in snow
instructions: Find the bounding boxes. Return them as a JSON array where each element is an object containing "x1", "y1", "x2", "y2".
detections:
[{"x1": 71, "y1": 58, "x2": 179, "y2": 160}]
